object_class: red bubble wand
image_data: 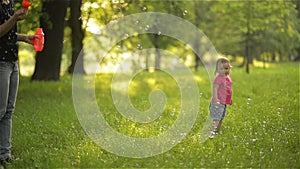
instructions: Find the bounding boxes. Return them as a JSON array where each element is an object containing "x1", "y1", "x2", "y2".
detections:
[
  {"x1": 31, "y1": 28, "x2": 45, "y2": 52},
  {"x1": 22, "y1": 0, "x2": 45, "y2": 52}
]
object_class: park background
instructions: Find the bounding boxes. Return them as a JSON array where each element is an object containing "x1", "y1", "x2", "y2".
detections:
[{"x1": 7, "y1": 0, "x2": 300, "y2": 168}]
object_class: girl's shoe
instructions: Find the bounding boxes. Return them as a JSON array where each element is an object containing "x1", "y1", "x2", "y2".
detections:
[
  {"x1": 209, "y1": 131, "x2": 215, "y2": 139},
  {"x1": 0, "y1": 156, "x2": 13, "y2": 166}
]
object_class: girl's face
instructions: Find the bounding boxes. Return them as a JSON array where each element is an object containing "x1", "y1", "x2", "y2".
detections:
[{"x1": 217, "y1": 62, "x2": 230, "y2": 76}]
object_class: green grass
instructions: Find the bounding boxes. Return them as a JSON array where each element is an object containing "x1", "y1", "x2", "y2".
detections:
[{"x1": 7, "y1": 62, "x2": 299, "y2": 168}]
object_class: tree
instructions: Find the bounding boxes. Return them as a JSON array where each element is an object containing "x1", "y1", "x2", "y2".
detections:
[
  {"x1": 68, "y1": 0, "x2": 85, "y2": 74},
  {"x1": 191, "y1": 0, "x2": 216, "y2": 71},
  {"x1": 31, "y1": 0, "x2": 69, "y2": 81},
  {"x1": 27, "y1": 0, "x2": 299, "y2": 78},
  {"x1": 208, "y1": 0, "x2": 299, "y2": 73},
  {"x1": 294, "y1": 0, "x2": 300, "y2": 61}
]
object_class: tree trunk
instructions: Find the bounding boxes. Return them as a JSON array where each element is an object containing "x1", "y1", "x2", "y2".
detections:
[
  {"x1": 145, "y1": 50, "x2": 149, "y2": 71},
  {"x1": 193, "y1": 37, "x2": 200, "y2": 71},
  {"x1": 68, "y1": 0, "x2": 85, "y2": 74},
  {"x1": 154, "y1": 38, "x2": 161, "y2": 70},
  {"x1": 272, "y1": 53, "x2": 276, "y2": 61},
  {"x1": 31, "y1": 0, "x2": 68, "y2": 81},
  {"x1": 295, "y1": 0, "x2": 300, "y2": 61},
  {"x1": 153, "y1": 31, "x2": 161, "y2": 70},
  {"x1": 193, "y1": 1, "x2": 201, "y2": 72},
  {"x1": 245, "y1": 1, "x2": 251, "y2": 74},
  {"x1": 245, "y1": 34, "x2": 250, "y2": 74},
  {"x1": 193, "y1": 13, "x2": 200, "y2": 71}
]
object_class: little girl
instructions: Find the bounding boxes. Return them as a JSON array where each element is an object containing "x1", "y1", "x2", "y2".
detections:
[{"x1": 209, "y1": 57, "x2": 232, "y2": 139}]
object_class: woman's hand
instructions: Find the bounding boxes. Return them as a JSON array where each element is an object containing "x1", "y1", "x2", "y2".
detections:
[
  {"x1": 13, "y1": 9, "x2": 27, "y2": 21},
  {"x1": 0, "y1": 9, "x2": 28, "y2": 37},
  {"x1": 17, "y1": 34, "x2": 38, "y2": 45},
  {"x1": 25, "y1": 35, "x2": 38, "y2": 45}
]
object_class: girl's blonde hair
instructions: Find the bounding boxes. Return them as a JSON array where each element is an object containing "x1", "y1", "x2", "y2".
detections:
[{"x1": 214, "y1": 57, "x2": 232, "y2": 75}]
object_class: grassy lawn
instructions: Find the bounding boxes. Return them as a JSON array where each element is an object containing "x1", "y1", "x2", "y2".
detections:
[{"x1": 7, "y1": 62, "x2": 299, "y2": 168}]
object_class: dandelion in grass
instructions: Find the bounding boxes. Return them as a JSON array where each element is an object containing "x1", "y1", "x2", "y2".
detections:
[
  {"x1": 247, "y1": 97, "x2": 251, "y2": 105},
  {"x1": 183, "y1": 9, "x2": 188, "y2": 16},
  {"x1": 209, "y1": 57, "x2": 233, "y2": 139}
]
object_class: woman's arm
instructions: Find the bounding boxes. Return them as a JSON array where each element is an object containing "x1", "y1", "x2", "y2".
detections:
[
  {"x1": 17, "y1": 34, "x2": 35, "y2": 45},
  {"x1": 0, "y1": 9, "x2": 27, "y2": 37}
]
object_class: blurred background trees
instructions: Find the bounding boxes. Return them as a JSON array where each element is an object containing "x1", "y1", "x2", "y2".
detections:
[{"x1": 17, "y1": 0, "x2": 299, "y2": 80}]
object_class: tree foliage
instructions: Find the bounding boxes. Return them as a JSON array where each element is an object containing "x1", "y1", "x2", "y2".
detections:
[{"x1": 18, "y1": 0, "x2": 300, "y2": 78}]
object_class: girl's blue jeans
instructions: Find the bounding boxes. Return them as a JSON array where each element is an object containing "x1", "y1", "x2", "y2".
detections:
[
  {"x1": 210, "y1": 102, "x2": 227, "y2": 120},
  {"x1": 0, "y1": 61, "x2": 19, "y2": 160}
]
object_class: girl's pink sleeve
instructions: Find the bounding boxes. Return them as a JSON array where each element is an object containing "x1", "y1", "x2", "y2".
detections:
[{"x1": 213, "y1": 76, "x2": 222, "y2": 85}]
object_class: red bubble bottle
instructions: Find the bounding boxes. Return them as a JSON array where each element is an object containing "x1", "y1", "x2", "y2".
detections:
[
  {"x1": 22, "y1": 0, "x2": 31, "y2": 11},
  {"x1": 32, "y1": 28, "x2": 45, "y2": 52}
]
